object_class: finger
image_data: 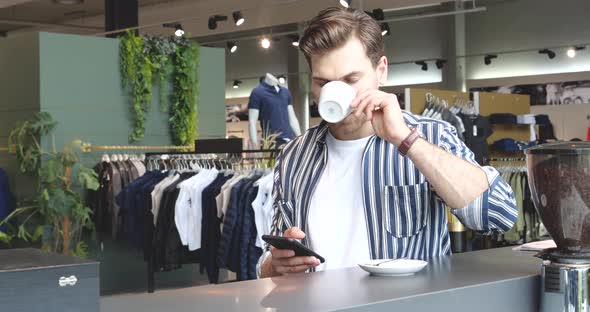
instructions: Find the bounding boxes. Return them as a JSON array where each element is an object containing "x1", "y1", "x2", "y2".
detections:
[
  {"x1": 270, "y1": 247, "x2": 295, "y2": 259},
  {"x1": 354, "y1": 93, "x2": 374, "y2": 117},
  {"x1": 369, "y1": 96, "x2": 387, "y2": 121},
  {"x1": 275, "y1": 264, "x2": 316, "y2": 274},
  {"x1": 356, "y1": 93, "x2": 381, "y2": 118},
  {"x1": 284, "y1": 227, "x2": 306, "y2": 240},
  {"x1": 350, "y1": 89, "x2": 373, "y2": 109},
  {"x1": 273, "y1": 256, "x2": 320, "y2": 267}
]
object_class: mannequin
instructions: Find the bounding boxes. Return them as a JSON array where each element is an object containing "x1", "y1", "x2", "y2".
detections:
[{"x1": 248, "y1": 73, "x2": 301, "y2": 148}]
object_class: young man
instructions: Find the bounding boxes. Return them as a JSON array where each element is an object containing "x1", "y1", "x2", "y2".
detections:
[{"x1": 258, "y1": 7, "x2": 517, "y2": 278}]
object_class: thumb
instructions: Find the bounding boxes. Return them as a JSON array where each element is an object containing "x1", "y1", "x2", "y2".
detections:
[{"x1": 284, "y1": 227, "x2": 306, "y2": 240}]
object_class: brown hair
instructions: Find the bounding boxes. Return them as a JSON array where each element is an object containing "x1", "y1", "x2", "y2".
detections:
[{"x1": 299, "y1": 7, "x2": 384, "y2": 68}]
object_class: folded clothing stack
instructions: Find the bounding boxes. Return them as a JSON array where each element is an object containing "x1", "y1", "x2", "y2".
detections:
[
  {"x1": 492, "y1": 138, "x2": 535, "y2": 152},
  {"x1": 516, "y1": 114, "x2": 536, "y2": 125},
  {"x1": 489, "y1": 113, "x2": 517, "y2": 124}
]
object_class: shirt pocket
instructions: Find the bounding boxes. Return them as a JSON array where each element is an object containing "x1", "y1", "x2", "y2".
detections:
[{"x1": 383, "y1": 182, "x2": 431, "y2": 238}]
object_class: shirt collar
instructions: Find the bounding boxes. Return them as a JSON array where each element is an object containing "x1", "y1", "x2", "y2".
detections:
[{"x1": 261, "y1": 81, "x2": 279, "y2": 92}]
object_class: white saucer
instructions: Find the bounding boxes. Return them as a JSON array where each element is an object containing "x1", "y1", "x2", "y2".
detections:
[{"x1": 358, "y1": 259, "x2": 428, "y2": 277}]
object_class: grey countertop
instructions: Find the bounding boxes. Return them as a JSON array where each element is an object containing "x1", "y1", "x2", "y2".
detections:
[{"x1": 101, "y1": 247, "x2": 542, "y2": 312}]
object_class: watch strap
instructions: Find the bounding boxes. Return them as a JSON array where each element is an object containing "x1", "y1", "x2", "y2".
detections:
[{"x1": 398, "y1": 127, "x2": 422, "y2": 157}]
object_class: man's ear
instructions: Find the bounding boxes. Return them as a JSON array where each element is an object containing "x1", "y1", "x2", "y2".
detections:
[{"x1": 376, "y1": 56, "x2": 388, "y2": 86}]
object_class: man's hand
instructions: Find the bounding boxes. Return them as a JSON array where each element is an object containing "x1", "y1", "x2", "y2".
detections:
[
  {"x1": 350, "y1": 89, "x2": 411, "y2": 146},
  {"x1": 262, "y1": 227, "x2": 321, "y2": 277}
]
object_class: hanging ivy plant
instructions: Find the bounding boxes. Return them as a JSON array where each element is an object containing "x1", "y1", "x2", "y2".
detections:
[
  {"x1": 120, "y1": 31, "x2": 153, "y2": 143},
  {"x1": 170, "y1": 37, "x2": 200, "y2": 146},
  {"x1": 144, "y1": 36, "x2": 176, "y2": 112},
  {"x1": 119, "y1": 33, "x2": 199, "y2": 145}
]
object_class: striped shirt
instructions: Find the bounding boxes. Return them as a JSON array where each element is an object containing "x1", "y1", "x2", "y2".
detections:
[{"x1": 268, "y1": 111, "x2": 517, "y2": 261}]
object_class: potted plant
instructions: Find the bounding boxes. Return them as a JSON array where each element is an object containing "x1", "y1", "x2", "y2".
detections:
[{"x1": 0, "y1": 112, "x2": 98, "y2": 257}]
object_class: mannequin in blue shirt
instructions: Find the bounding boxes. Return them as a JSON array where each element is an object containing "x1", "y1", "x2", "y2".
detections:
[{"x1": 248, "y1": 73, "x2": 301, "y2": 148}]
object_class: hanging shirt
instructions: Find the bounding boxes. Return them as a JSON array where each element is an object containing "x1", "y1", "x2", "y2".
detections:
[
  {"x1": 151, "y1": 174, "x2": 180, "y2": 225},
  {"x1": 308, "y1": 131, "x2": 371, "y2": 271},
  {"x1": 0, "y1": 168, "x2": 13, "y2": 233},
  {"x1": 187, "y1": 168, "x2": 219, "y2": 251},
  {"x1": 175, "y1": 170, "x2": 210, "y2": 247},
  {"x1": 252, "y1": 173, "x2": 274, "y2": 248},
  {"x1": 247, "y1": 81, "x2": 296, "y2": 141}
]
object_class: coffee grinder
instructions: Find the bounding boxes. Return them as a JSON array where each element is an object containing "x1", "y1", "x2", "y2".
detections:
[{"x1": 526, "y1": 142, "x2": 590, "y2": 312}]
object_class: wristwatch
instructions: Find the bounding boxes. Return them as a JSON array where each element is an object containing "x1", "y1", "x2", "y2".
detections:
[{"x1": 398, "y1": 127, "x2": 424, "y2": 157}]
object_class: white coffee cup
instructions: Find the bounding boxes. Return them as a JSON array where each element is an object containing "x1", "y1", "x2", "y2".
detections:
[{"x1": 318, "y1": 81, "x2": 357, "y2": 123}]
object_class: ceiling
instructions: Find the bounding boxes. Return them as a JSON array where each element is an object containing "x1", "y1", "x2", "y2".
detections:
[{"x1": 0, "y1": 0, "x2": 493, "y2": 39}]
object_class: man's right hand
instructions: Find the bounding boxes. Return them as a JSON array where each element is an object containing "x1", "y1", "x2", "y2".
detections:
[{"x1": 262, "y1": 227, "x2": 321, "y2": 277}]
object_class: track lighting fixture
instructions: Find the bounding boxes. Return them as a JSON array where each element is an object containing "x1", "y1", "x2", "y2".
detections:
[
  {"x1": 290, "y1": 35, "x2": 300, "y2": 47},
  {"x1": 539, "y1": 49, "x2": 556, "y2": 59},
  {"x1": 415, "y1": 61, "x2": 428, "y2": 71},
  {"x1": 227, "y1": 42, "x2": 238, "y2": 53},
  {"x1": 278, "y1": 76, "x2": 286, "y2": 84},
  {"x1": 232, "y1": 11, "x2": 245, "y2": 26},
  {"x1": 340, "y1": 0, "x2": 351, "y2": 8},
  {"x1": 567, "y1": 46, "x2": 586, "y2": 58},
  {"x1": 260, "y1": 37, "x2": 271, "y2": 49},
  {"x1": 380, "y1": 23, "x2": 390, "y2": 36},
  {"x1": 435, "y1": 59, "x2": 447, "y2": 69},
  {"x1": 484, "y1": 54, "x2": 497, "y2": 65},
  {"x1": 208, "y1": 15, "x2": 228, "y2": 30},
  {"x1": 372, "y1": 8, "x2": 385, "y2": 21},
  {"x1": 163, "y1": 23, "x2": 184, "y2": 37},
  {"x1": 233, "y1": 80, "x2": 242, "y2": 89},
  {"x1": 53, "y1": 0, "x2": 83, "y2": 4}
]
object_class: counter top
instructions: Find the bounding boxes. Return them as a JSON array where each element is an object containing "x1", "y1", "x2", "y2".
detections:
[{"x1": 101, "y1": 247, "x2": 542, "y2": 312}]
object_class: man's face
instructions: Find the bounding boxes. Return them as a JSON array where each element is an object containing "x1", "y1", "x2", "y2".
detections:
[{"x1": 310, "y1": 36, "x2": 388, "y2": 128}]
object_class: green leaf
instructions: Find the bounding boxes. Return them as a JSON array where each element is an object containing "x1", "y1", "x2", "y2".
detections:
[
  {"x1": 17, "y1": 224, "x2": 32, "y2": 242},
  {"x1": 0, "y1": 231, "x2": 14, "y2": 245},
  {"x1": 71, "y1": 241, "x2": 89, "y2": 259},
  {"x1": 31, "y1": 225, "x2": 44, "y2": 242},
  {"x1": 78, "y1": 167, "x2": 99, "y2": 191}
]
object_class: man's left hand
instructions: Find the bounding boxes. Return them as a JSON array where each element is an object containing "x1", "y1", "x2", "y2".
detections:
[{"x1": 350, "y1": 89, "x2": 411, "y2": 146}]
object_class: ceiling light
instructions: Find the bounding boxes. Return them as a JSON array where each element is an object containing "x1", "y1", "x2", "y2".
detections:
[
  {"x1": 435, "y1": 59, "x2": 447, "y2": 69},
  {"x1": 53, "y1": 0, "x2": 83, "y2": 4},
  {"x1": 567, "y1": 48, "x2": 576, "y2": 58},
  {"x1": 227, "y1": 42, "x2": 238, "y2": 53},
  {"x1": 261, "y1": 37, "x2": 271, "y2": 49},
  {"x1": 415, "y1": 61, "x2": 428, "y2": 71},
  {"x1": 233, "y1": 80, "x2": 242, "y2": 89},
  {"x1": 232, "y1": 11, "x2": 245, "y2": 26},
  {"x1": 174, "y1": 24, "x2": 184, "y2": 37},
  {"x1": 484, "y1": 54, "x2": 497, "y2": 65},
  {"x1": 539, "y1": 49, "x2": 556, "y2": 59},
  {"x1": 567, "y1": 46, "x2": 586, "y2": 58},
  {"x1": 291, "y1": 35, "x2": 300, "y2": 47},
  {"x1": 278, "y1": 76, "x2": 286, "y2": 84},
  {"x1": 340, "y1": 0, "x2": 351, "y2": 8},
  {"x1": 380, "y1": 23, "x2": 390, "y2": 36},
  {"x1": 163, "y1": 23, "x2": 184, "y2": 37},
  {"x1": 208, "y1": 15, "x2": 228, "y2": 30}
]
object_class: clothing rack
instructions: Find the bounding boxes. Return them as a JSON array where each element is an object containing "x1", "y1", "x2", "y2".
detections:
[
  {"x1": 82, "y1": 143, "x2": 194, "y2": 153},
  {"x1": 490, "y1": 157, "x2": 525, "y2": 162},
  {"x1": 426, "y1": 92, "x2": 448, "y2": 107},
  {"x1": 144, "y1": 148, "x2": 278, "y2": 293}
]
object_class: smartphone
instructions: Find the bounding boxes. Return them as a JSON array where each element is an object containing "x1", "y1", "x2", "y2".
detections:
[{"x1": 262, "y1": 235, "x2": 325, "y2": 263}]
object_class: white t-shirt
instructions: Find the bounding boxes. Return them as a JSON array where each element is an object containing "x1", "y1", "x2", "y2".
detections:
[{"x1": 308, "y1": 131, "x2": 371, "y2": 271}]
